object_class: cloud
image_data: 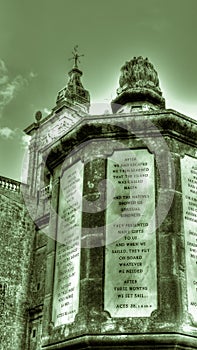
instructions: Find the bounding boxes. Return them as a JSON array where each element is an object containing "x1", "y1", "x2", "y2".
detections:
[
  {"x1": 0, "y1": 75, "x2": 27, "y2": 110},
  {"x1": 29, "y1": 71, "x2": 37, "y2": 79},
  {"x1": 20, "y1": 134, "x2": 30, "y2": 149},
  {"x1": 0, "y1": 59, "x2": 36, "y2": 117},
  {"x1": 0, "y1": 59, "x2": 9, "y2": 85},
  {"x1": 0, "y1": 126, "x2": 30, "y2": 149},
  {"x1": 43, "y1": 107, "x2": 51, "y2": 115},
  {"x1": 0, "y1": 127, "x2": 15, "y2": 138}
]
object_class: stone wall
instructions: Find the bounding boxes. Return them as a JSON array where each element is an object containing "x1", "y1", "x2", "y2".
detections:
[
  {"x1": 28, "y1": 228, "x2": 48, "y2": 350},
  {"x1": 0, "y1": 177, "x2": 35, "y2": 350}
]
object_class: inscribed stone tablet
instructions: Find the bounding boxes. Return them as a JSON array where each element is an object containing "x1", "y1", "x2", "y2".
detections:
[
  {"x1": 52, "y1": 160, "x2": 83, "y2": 326},
  {"x1": 181, "y1": 155, "x2": 197, "y2": 322},
  {"x1": 104, "y1": 149, "x2": 157, "y2": 317}
]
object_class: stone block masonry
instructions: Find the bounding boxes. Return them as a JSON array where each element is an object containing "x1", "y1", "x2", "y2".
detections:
[{"x1": 0, "y1": 177, "x2": 35, "y2": 350}]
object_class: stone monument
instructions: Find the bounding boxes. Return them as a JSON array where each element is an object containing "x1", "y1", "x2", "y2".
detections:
[{"x1": 21, "y1": 53, "x2": 197, "y2": 349}]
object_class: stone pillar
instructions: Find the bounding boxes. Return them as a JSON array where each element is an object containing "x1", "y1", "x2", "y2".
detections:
[
  {"x1": 42, "y1": 174, "x2": 60, "y2": 338},
  {"x1": 26, "y1": 128, "x2": 40, "y2": 196},
  {"x1": 151, "y1": 150, "x2": 183, "y2": 328},
  {"x1": 77, "y1": 156, "x2": 107, "y2": 328}
]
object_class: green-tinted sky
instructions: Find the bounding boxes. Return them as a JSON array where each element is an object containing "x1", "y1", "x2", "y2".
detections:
[{"x1": 0, "y1": 0, "x2": 197, "y2": 181}]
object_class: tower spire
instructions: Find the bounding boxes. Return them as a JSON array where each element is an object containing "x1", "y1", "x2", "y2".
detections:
[
  {"x1": 56, "y1": 46, "x2": 90, "y2": 113},
  {"x1": 69, "y1": 45, "x2": 84, "y2": 68}
]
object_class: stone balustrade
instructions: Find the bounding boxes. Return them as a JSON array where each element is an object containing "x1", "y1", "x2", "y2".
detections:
[
  {"x1": 40, "y1": 184, "x2": 51, "y2": 199},
  {"x1": 0, "y1": 175, "x2": 21, "y2": 192}
]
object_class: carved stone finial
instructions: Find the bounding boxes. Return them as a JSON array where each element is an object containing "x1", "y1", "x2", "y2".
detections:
[
  {"x1": 111, "y1": 56, "x2": 165, "y2": 113},
  {"x1": 35, "y1": 111, "x2": 42, "y2": 122},
  {"x1": 118, "y1": 56, "x2": 161, "y2": 95}
]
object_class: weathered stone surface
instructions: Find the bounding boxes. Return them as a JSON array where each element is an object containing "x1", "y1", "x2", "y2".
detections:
[
  {"x1": 104, "y1": 149, "x2": 157, "y2": 318},
  {"x1": 0, "y1": 185, "x2": 35, "y2": 350},
  {"x1": 181, "y1": 155, "x2": 197, "y2": 322},
  {"x1": 111, "y1": 56, "x2": 165, "y2": 112}
]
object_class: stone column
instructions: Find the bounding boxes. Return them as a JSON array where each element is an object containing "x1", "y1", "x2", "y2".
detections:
[
  {"x1": 26, "y1": 127, "x2": 41, "y2": 196},
  {"x1": 77, "y1": 156, "x2": 108, "y2": 329},
  {"x1": 152, "y1": 149, "x2": 183, "y2": 329},
  {"x1": 42, "y1": 173, "x2": 60, "y2": 337}
]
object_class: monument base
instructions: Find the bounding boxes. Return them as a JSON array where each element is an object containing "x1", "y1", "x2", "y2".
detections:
[{"x1": 42, "y1": 333, "x2": 197, "y2": 350}]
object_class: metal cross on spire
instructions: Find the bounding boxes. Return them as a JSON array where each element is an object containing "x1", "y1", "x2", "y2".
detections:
[{"x1": 69, "y1": 45, "x2": 84, "y2": 68}]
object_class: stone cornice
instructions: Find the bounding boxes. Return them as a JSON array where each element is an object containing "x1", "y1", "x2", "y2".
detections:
[{"x1": 41, "y1": 110, "x2": 196, "y2": 170}]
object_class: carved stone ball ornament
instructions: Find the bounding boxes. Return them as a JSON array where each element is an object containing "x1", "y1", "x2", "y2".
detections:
[{"x1": 35, "y1": 110, "x2": 42, "y2": 122}]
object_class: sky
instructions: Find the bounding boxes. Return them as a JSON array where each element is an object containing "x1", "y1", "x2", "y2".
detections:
[{"x1": 0, "y1": 0, "x2": 196, "y2": 182}]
